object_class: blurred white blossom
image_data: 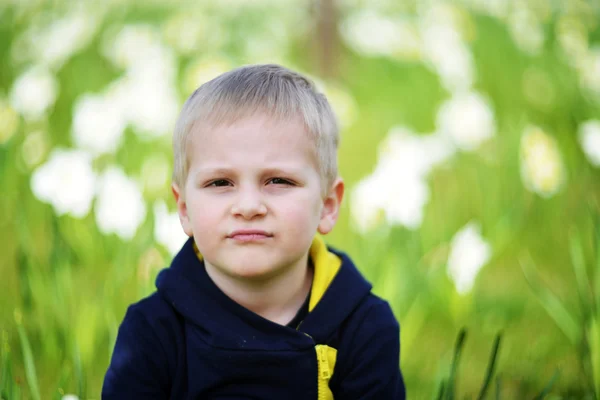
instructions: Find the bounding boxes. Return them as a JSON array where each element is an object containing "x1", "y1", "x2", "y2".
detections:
[
  {"x1": 95, "y1": 167, "x2": 147, "y2": 240},
  {"x1": 556, "y1": 17, "x2": 588, "y2": 64},
  {"x1": 10, "y1": 66, "x2": 58, "y2": 121},
  {"x1": 508, "y1": 9, "x2": 544, "y2": 55},
  {"x1": 350, "y1": 177, "x2": 387, "y2": 233},
  {"x1": 61, "y1": 395, "x2": 79, "y2": 400},
  {"x1": 579, "y1": 47, "x2": 600, "y2": 97},
  {"x1": 447, "y1": 221, "x2": 491, "y2": 295},
  {"x1": 31, "y1": 149, "x2": 96, "y2": 218},
  {"x1": 21, "y1": 130, "x2": 48, "y2": 168},
  {"x1": 119, "y1": 68, "x2": 179, "y2": 138},
  {"x1": 436, "y1": 91, "x2": 496, "y2": 151},
  {"x1": 351, "y1": 127, "x2": 455, "y2": 232},
  {"x1": 520, "y1": 126, "x2": 566, "y2": 198},
  {"x1": 467, "y1": 0, "x2": 510, "y2": 19},
  {"x1": 154, "y1": 201, "x2": 188, "y2": 255},
  {"x1": 0, "y1": 100, "x2": 19, "y2": 144},
  {"x1": 420, "y1": 4, "x2": 475, "y2": 92},
  {"x1": 340, "y1": 11, "x2": 421, "y2": 60},
  {"x1": 162, "y1": 13, "x2": 208, "y2": 55},
  {"x1": 102, "y1": 24, "x2": 179, "y2": 138},
  {"x1": 72, "y1": 94, "x2": 126, "y2": 156},
  {"x1": 578, "y1": 120, "x2": 600, "y2": 167},
  {"x1": 36, "y1": 11, "x2": 99, "y2": 68},
  {"x1": 103, "y1": 24, "x2": 164, "y2": 70}
]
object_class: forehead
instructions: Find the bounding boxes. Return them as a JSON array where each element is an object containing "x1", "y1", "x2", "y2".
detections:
[{"x1": 188, "y1": 114, "x2": 319, "y2": 167}]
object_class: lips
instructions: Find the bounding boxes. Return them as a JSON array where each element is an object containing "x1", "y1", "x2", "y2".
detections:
[{"x1": 227, "y1": 229, "x2": 273, "y2": 242}]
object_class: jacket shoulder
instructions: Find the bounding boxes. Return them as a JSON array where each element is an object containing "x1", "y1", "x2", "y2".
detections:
[
  {"x1": 103, "y1": 292, "x2": 184, "y2": 399},
  {"x1": 330, "y1": 293, "x2": 406, "y2": 399}
]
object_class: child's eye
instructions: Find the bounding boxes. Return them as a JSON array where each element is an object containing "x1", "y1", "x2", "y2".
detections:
[
  {"x1": 268, "y1": 177, "x2": 294, "y2": 185},
  {"x1": 207, "y1": 179, "x2": 231, "y2": 187}
]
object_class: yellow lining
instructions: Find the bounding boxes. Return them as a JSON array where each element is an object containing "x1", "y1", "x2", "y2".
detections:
[{"x1": 308, "y1": 235, "x2": 342, "y2": 312}]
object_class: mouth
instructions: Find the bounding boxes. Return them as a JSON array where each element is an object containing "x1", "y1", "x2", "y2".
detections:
[{"x1": 227, "y1": 229, "x2": 273, "y2": 242}]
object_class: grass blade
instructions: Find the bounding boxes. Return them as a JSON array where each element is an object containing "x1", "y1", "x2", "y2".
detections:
[
  {"x1": 1, "y1": 330, "x2": 9, "y2": 397},
  {"x1": 520, "y1": 255, "x2": 581, "y2": 346},
  {"x1": 570, "y1": 231, "x2": 592, "y2": 316},
  {"x1": 532, "y1": 369, "x2": 559, "y2": 400},
  {"x1": 593, "y1": 206, "x2": 600, "y2": 318},
  {"x1": 435, "y1": 381, "x2": 445, "y2": 400},
  {"x1": 446, "y1": 328, "x2": 467, "y2": 400},
  {"x1": 588, "y1": 317, "x2": 600, "y2": 400},
  {"x1": 16, "y1": 321, "x2": 40, "y2": 400},
  {"x1": 477, "y1": 332, "x2": 502, "y2": 400},
  {"x1": 495, "y1": 375, "x2": 501, "y2": 400}
]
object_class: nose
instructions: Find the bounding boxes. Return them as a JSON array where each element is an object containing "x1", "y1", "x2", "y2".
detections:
[{"x1": 231, "y1": 186, "x2": 267, "y2": 220}]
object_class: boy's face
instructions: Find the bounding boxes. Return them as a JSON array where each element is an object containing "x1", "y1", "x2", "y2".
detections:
[{"x1": 172, "y1": 113, "x2": 343, "y2": 281}]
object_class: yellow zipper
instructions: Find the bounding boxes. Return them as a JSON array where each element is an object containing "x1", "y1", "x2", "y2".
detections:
[{"x1": 316, "y1": 344, "x2": 337, "y2": 400}]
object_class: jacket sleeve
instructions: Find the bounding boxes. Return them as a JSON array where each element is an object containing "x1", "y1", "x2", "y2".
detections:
[
  {"x1": 102, "y1": 306, "x2": 171, "y2": 400},
  {"x1": 335, "y1": 301, "x2": 406, "y2": 400}
]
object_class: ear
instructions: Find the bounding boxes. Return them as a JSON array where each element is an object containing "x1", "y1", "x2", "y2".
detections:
[
  {"x1": 172, "y1": 182, "x2": 193, "y2": 237},
  {"x1": 318, "y1": 177, "x2": 345, "y2": 235}
]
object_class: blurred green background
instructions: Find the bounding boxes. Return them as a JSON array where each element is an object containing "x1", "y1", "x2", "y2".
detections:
[{"x1": 1, "y1": 0, "x2": 600, "y2": 398}]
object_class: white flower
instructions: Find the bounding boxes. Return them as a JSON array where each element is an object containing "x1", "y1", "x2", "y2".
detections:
[
  {"x1": 420, "y1": 5, "x2": 475, "y2": 92},
  {"x1": 578, "y1": 47, "x2": 600, "y2": 96},
  {"x1": 520, "y1": 126, "x2": 566, "y2": 198},
  {"x1": 508, "y1": 8, "x2": 544, "y2": 56},
  {"x1": 61, "y1": 395, "x2": 79, "y2": 400},
  {"x1": 436, "y1": 92, "x2": 496, "y2": 151},
  {"x1": 447, "y1": 221, "x2": 491, "y2": 295},
  {"x1": 340, "y1": 11, "x2": 421, "y2": 60},
  {"x1": 162, "y1": 13, "x2": 207, "y2": 55},
  {"x1": 72, "y1": 94, "x2": 126, "y2": 156},
  {"x1": 350, "y1": 176, "x2": 387, "y2": 234},
  {"x1": 101, "y1": 24, "x2": 179, "y2": 138},
  {"x1": 377, "y1": 167, "x2": 429, "y2": 230},
  {"x1": 120, "y1": 68, "x2": 179, "y2": 138},
  {"x1": 103, "y1": 24, "x2": 162, "y2": 70},
  {"x1": 37, "y1": 11, "x2": 99, "y2": 68},
  {"x1": 578, "y1": 120, "x2": 600, "y2": 167},
  {"x1": 10, "y1": 66, "x2": 58, "y2": 121},
  {"x1": 21, "y1": 130, "x2": 48, "y2": 168},
  {"x1": 556, "y1": 18, "x2": 588, "y2": 64},
  {"x1": 154, "y1": 201, "x2": 188, "y2": 255},
  {"x1": 350, "y1": 127, "x2": 455, "y2": 232},
  {"x1": 95, "y1": 167, "x2": 147, "y2": 240},
  {"x1": 380, "y1": 127, "x2": 455, "y2": 178},
  {"x1": 31, "y1": 149, "x2": 96, "y2": 218}
]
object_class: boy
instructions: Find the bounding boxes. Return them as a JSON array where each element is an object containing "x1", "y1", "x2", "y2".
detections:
[{"x1": 103, "y1": 64, "x2": 406, "y2": 399}]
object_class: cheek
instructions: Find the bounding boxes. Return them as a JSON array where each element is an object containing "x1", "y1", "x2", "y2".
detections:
[
  {"x1": 187, "y1": 195, "x2": 222, "y2": 227},
  {"x1": 277, "y1": 195, "x2": 322, "y2": 229}
]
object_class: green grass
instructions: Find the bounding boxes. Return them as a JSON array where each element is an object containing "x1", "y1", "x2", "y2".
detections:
[{"x1": 1, "y1": 1, "x2": 600, "y2": 399}]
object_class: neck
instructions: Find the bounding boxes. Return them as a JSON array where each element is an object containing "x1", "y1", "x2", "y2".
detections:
[{"x1": 204, "y1": 253, "x2": 313, "y2": 325}]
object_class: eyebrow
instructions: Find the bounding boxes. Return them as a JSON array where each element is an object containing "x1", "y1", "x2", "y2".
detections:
[{"x1": 194, "y1": 165, "x2": 306, "y2": 178}]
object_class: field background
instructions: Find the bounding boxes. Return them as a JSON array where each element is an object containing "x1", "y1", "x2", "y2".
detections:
[{"x1": 1, "y1": 0, "x2": 600, "y2": 398}]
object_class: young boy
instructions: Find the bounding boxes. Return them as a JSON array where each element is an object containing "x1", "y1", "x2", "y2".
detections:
[{"x1": 102, "y1": 64, "x2": 406, "y2": 399}]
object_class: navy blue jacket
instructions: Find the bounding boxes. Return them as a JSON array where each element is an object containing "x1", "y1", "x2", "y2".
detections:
[{"x1": 102, "y1": 236, "x2": 406, "y2": 399}]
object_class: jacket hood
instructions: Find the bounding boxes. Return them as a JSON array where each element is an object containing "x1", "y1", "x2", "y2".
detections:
[{"x1": 155, "y1": 236, "x2": 372, "y2": 349}]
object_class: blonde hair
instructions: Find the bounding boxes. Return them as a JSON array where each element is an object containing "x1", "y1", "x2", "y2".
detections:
[{"x1": 172, "y1": 64, "x2": 339, "y2": 195}]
